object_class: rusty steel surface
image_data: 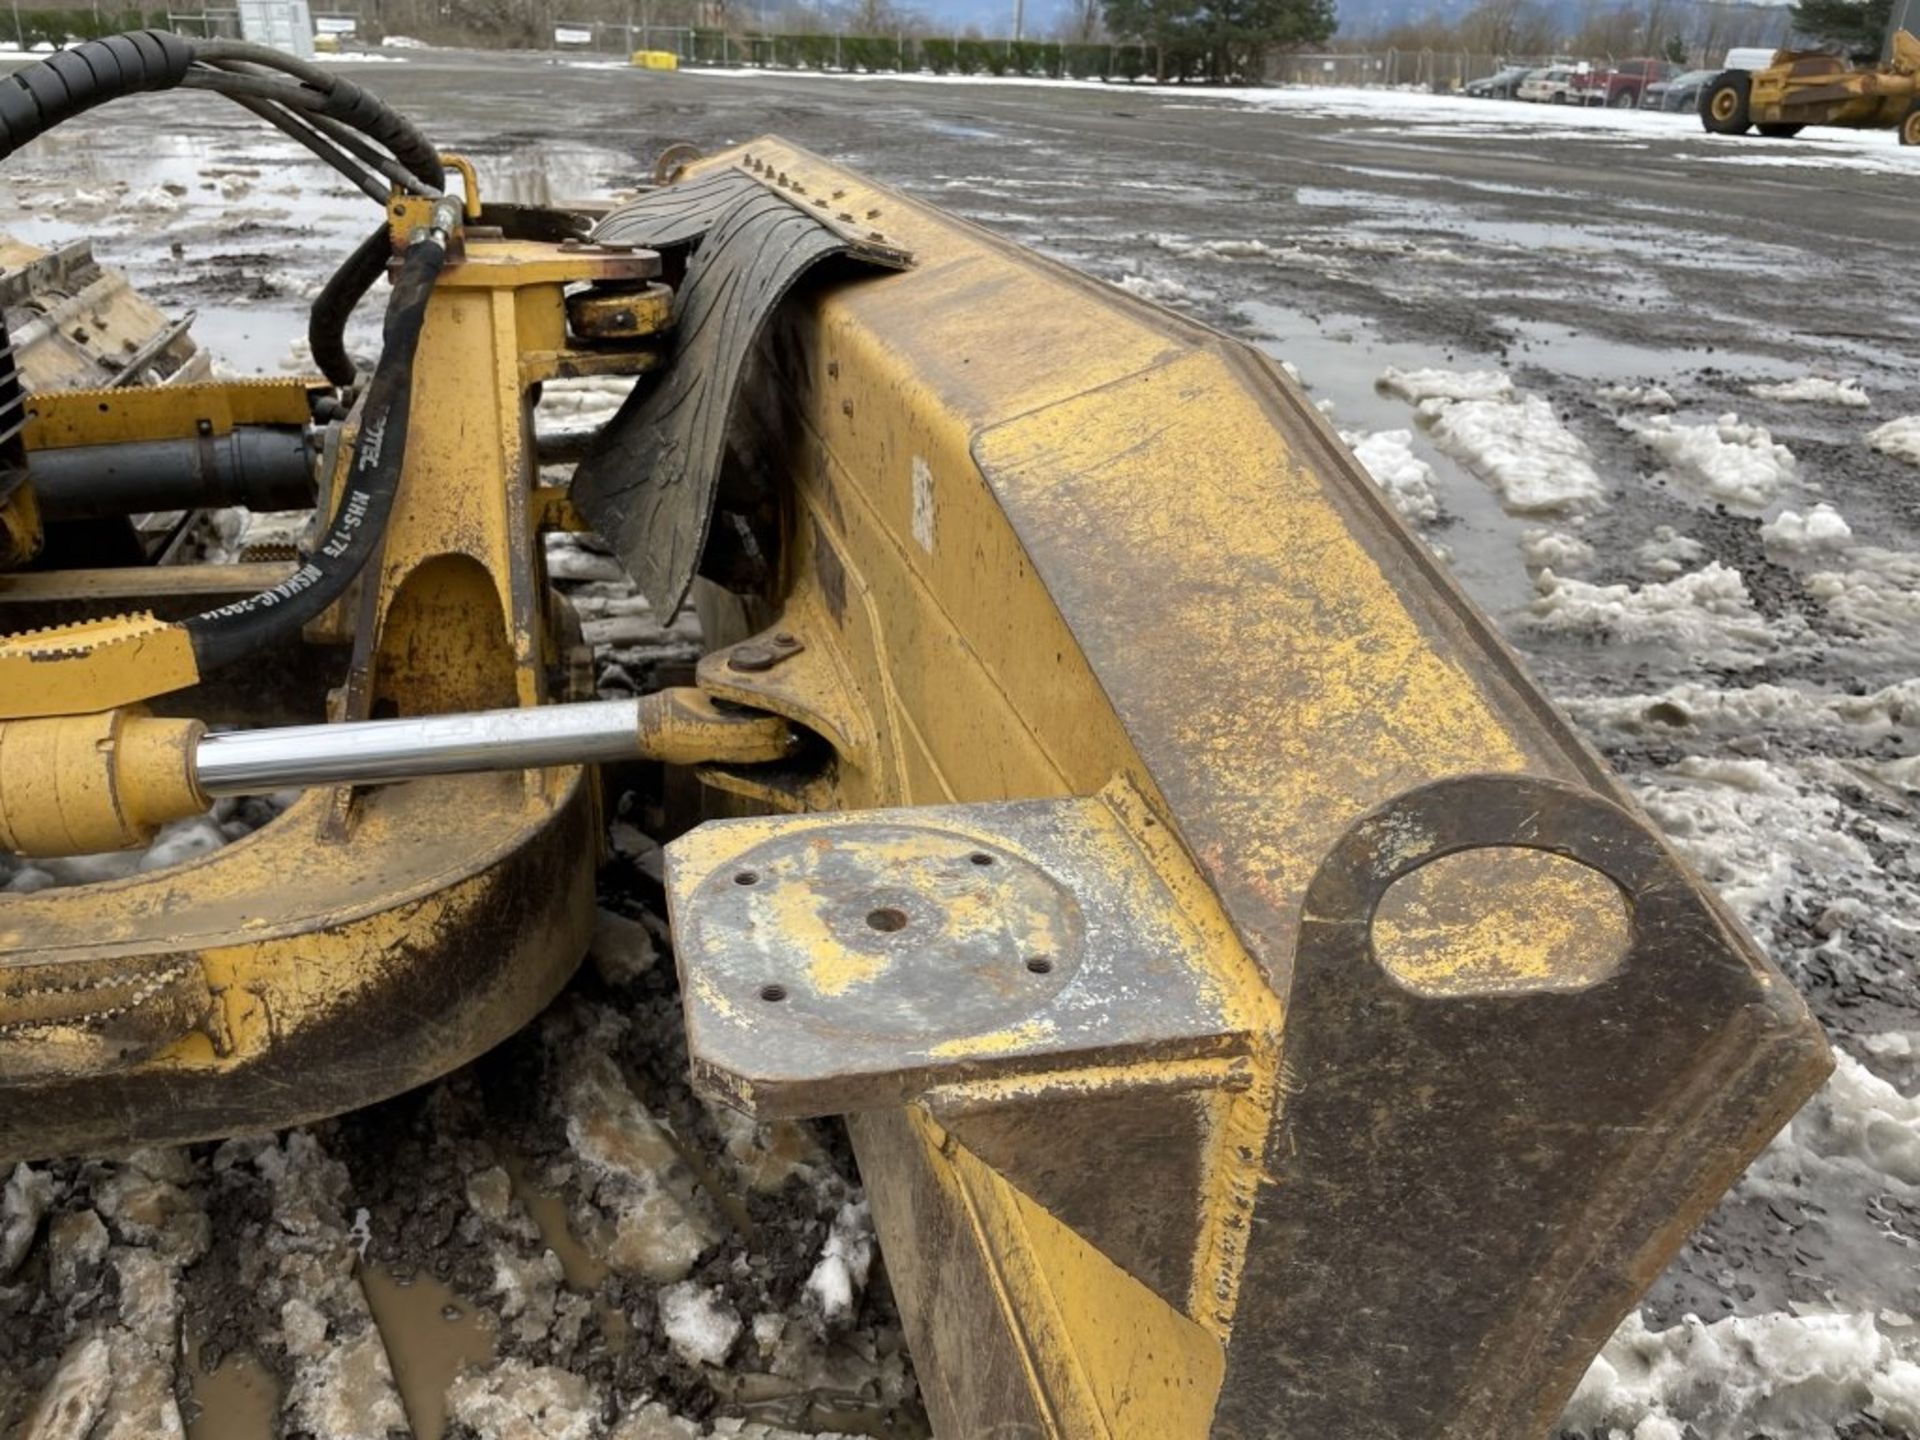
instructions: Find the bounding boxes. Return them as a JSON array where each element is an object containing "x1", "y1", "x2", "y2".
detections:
[{"x1": 669, "y1": 791, "x2": 1250, "y2": 1119}]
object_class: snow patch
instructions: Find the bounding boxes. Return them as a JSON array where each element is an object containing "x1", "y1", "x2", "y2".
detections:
[
  {"x1": 1630, "y1": 755, "x2": 1885, "y2": 938},
  {"x1": 1622, "y1": 412, "x2": 1795, "y2": 511},
  {"x1": 804, "y1": 1200, "x2": 875, "y2": 1325},
  {"x1": 1113, "y1": 271, "x2": 1203, "y2": 306},
  {"x1": 1377, "y1": 367, "x2": 1602, "y2": 514},
  {"x1": 445, "y1": 1360, "x2": 601, "y2": 1440},
  {"x1": 539, "y1": 375, "x2": 637, "y2": 428},
  {"x1": 1635, "y1": 526, "x2": 1706, "y2": 577},
  {"x1": 1805, "y1": 547, "x2": 1920, "y2": 663},
  {"x1": 1796, "y1": 1049, "x2": 1920, "y2": 1187},
  {"x1": 124, "y1": 185, "x2": 183, "y2": 215},
  {"x1": 1562, "y1": 676, "x2": 1920, "y2": 746},
  {"x1": 1762, "y1": 503, "x2": 1852, "y2": 555},
  {"x1": 658, "y1": 1281, "x2": 743, "y2": 1367},
  {"x1": 1421, "y1": 391, "x2": 1605, "y2": 514},
  {"x1": 1377, "y1": 365, "x2": 1513, "y2": 404},
  {"x1": 1, "y1": 1164, "x2": 53, "y2": 1276},
  {"x1": 1598, "y1": 383, "x2": 1676, "y2": 409},
  {"x1": 1565, "y1": 1307, "x2": 1920, "y2": 1440},
  {"x1": 1521, "y1": 527, "x2": 1595, "y2": 575},
  {"x1": 1339, "y1": 428, "x2": 1440, "y2": 525},
  {"x1": 1867, "y1": 415, "x2": 1920, "y2": 466},
  {"x1": 1528, "y1": 563, "x2": 1796, "y2": 669},
  {"x1": 1148, "y1": 232, "x2": 1286, "y2": 263},
  {"x1": 1749, "y1": 376, "x2": 1870, "y2": 409}
]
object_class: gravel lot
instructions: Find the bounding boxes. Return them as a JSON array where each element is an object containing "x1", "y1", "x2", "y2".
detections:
[{"x1": 1, "y1": 50, "x2": 1917, "y2": 1440}]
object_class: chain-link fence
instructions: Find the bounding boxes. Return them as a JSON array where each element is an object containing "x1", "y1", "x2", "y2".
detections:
[{"x1": 1268, "y1": 50, "x2": 1510, "y2": 89}]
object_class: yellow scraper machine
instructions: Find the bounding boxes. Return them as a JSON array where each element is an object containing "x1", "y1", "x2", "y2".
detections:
[{"x1": 0, "y1": 31, "x2": 1830, "y2": 1439}]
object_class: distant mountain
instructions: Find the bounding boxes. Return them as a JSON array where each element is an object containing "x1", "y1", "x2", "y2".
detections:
[
  {"x1": 904, "y1": 0, "x2": 1079, "y2": 37},
  {"x1": 1330, "y1": 0, "x2": 1793, "y2": 42},
  {"x1": 1332, "y1": 0, "x2": 1479, "y2": 33}
]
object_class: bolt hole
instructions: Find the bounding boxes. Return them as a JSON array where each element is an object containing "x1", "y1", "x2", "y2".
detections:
[
  {"x1": 733, "y1": 871, "x2": 759, "y2": 886},
  {"x1": 759, "y1": 983, "x2": 787, "y2": 1002},
  {"x1": 968, "y1": 852, "x2": 995, "y2": 866},
  {"x1": 866, "y1": 907, "x2": 908, "y2": 933},
  {"x1": 1026, "y1": 956, "x2": 1053, "y2": 975}
]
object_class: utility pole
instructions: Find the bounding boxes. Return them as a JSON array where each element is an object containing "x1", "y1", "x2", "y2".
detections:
[{"x1": 1013, "y1": 0, "x2": 1023, "y2": 42}]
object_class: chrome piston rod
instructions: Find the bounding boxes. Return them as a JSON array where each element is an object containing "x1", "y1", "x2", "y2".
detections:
[{"x1": 193, "y1": 692, "x2": 795, "y2": 796}]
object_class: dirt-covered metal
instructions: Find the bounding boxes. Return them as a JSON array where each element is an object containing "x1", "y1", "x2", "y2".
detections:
[{"x1": 662, "y1": 138, "x2": 1832, "y2": 1440}]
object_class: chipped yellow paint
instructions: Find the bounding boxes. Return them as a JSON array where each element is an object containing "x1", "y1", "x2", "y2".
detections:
[
  {"x1": 930, "y1": 1018, "x2": 1058, "y2": 1060},
  {"x1": 1372, "y1": 846, "x2": 1631, "y2": 997},
  {"x1": 0, "y1": 614, "x2": 201, "y2": 719},
  {"x1": 672, "y1": 146, "x2": 1573, "y2": 1425}
]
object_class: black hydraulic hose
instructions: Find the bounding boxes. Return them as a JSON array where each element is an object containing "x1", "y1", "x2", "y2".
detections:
[
  {"x1": 181, "y1": 197, "x2": 461, "y2": 673},
  {"x1": 0, "y1": 28, "x2": 461, "y2": 669},
  {"x1": 226, "y1": 92, "x2": 392, "y2": 205},
  {"x1": 1, "y1": 31, "x2": 442, "y2": 195},
  {"x1": 1, "y1": 30, "x2": 449, "y2": 390},
  {"x1": 309, "y1": 225, "x2": 394, "y2": 387},
  {"x1": 189, "y1": 39, "x2": 444, "y2": 191},
  {"x1": 0, "y1": 30, "x2": 193, "y2": 160}
]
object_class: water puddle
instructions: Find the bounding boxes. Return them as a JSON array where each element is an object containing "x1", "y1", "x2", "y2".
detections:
[
  {"x1": 360, "y1": 1267, "x2": 496, "y2": 1440},
  {"x1": 1499, "y1": 318, "x2": 1801, "y2": 385},
  {"x1": 503, "y1": 1152, "x2": 610, "y2": 1291},
  {"x1": 183, "y1": 1341, "x2": 279, "y2": 1440}
]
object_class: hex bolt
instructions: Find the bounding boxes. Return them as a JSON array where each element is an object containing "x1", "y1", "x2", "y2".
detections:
[{"x1": 728, "y1": 643, "x2": 776, "y2": 672}]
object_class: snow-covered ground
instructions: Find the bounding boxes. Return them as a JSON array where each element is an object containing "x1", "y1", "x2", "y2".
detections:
[{"x1": 672, "y1": 65, "x2": 1920, "y2": 176}]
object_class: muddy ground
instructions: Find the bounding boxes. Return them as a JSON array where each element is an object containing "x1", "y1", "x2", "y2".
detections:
[{"x1": 2, "y1": 50, "x2": 1918, "y2": 1440}]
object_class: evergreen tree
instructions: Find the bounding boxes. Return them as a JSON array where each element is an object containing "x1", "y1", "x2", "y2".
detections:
[
  {"x1": 1104, "y1": 0, "x2": 1331, "y2": 80},
  {"x1": 1791, "y1": 0, "x2": 1893, "y2": 57}
]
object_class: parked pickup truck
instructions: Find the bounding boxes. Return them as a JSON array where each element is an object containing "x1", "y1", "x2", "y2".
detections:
[{"x1": 1577, "y1": 58, "x2": 1673, "y2": 107}]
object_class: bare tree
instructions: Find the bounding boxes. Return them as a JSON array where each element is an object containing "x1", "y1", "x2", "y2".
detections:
[{"x1": 1458, "y1": 0, "x2": 1557, "y2": 57}]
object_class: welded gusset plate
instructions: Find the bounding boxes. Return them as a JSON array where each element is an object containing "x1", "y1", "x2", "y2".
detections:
[{"x1": 665, "y1": 794, "x2": 1248, "y2": 1118}]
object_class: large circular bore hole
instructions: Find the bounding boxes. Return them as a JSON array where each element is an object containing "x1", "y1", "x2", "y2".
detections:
[
  {"x1": 968, "y1": 852, "x2": 995, "y2": 866},
  {"x1": 866, "y1": 907, "x2": 909, "y2": 933},
  {"x1": 1026, "y1": 956, "x2": 1054, "y2": 975},
  {"x1": 733, "y1": 871, "x2": 759, "y2": 886},
  {"x1": 759, "y1": 983, "x2": 788, "y2": 1002}
]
